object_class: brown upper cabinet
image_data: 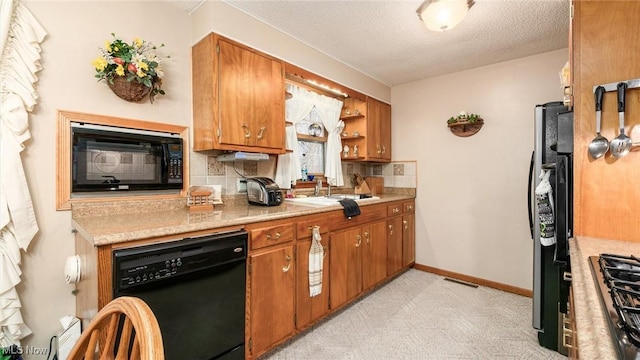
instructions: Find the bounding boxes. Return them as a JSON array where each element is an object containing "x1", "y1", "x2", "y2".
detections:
[
  {"x1": 192, "y1": 33, "x2": 286, "y2": 154},
  {"x1": 366, "y1": 97, "x2": 392, "y2": 162},
  {"x1": 341, "y1": 96, "x2": 392, "y2": 162}
]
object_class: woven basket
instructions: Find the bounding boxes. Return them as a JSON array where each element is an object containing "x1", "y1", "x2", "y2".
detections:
[{"x1": 107, "y1": 76, "x2": 151, "y2": 102}]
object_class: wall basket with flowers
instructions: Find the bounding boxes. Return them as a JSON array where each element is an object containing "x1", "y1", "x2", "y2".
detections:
[
  {"x1": 446, "y1": 111, "x2": 484, "y2": 137},
  {"x1": 92, "y1": 33, "x2": 167, "y2": 103}
]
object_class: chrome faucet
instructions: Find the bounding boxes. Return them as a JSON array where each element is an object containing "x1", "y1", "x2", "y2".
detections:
[{"x1": 314, "y1": 178, "x2": 322, "y2": 196}]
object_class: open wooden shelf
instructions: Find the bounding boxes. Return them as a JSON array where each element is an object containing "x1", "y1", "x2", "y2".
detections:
[
  {"x1": 297, "y1": 133, "x2": 327, "y2": 142},
  {"x1": 341, "y1": 135, "x2": 365, "y2": 140},
  {"x1": 341, "y1": 156, "x2": 365, "y2": 161},
  {"x1": 340, "y1": 114, "x2": 365, "y2": 121}
]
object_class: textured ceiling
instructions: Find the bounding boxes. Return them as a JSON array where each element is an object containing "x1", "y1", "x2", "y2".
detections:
[{"x1": 170, "y1": 0, "x2": 570, "y2": 86}]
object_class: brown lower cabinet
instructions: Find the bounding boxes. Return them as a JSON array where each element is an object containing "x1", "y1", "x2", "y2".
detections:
[
  {"x1": 330, "y1": 220, "x2": 388, "y2": 310},
  {"x1": 387, "y1": 215, "x2": 403, "y2": 276},
  {"x1": 402, "y1": 213, "x2": 415, "y2": 267},
  {"x1": 330, "y1": 227, "x2": 363, "y2": 309},
  {"x1": 362, "y1": 221, "x2": 388, "y2": 291},
  {"x1": 247, "y1": 245, "x2": 295, "y2": 357},
  {"x1": 295, "y1": 236, "x2": 330, "y2": 330}
]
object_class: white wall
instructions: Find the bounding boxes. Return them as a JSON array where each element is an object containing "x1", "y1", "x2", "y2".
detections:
[
  {"x1": 392, "y1": 49, "x2": 568, "y2": 290},
  {"x1": 20, "y1": 1, "x2": 192, "y2": 354}
]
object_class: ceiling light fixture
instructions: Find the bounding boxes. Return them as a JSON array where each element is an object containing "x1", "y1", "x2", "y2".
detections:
[{"x1": 416, "y1": 0, "x2": 475, "y2": 32}]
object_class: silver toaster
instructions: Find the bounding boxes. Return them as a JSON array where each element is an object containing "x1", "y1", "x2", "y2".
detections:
[{"x1": 246, "y1": 177, "x2": 283, "y2": 206}]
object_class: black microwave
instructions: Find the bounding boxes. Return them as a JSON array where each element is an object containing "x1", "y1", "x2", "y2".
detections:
[{"x1": 71, "y1": 123, "x2": 183, "y2": 192}]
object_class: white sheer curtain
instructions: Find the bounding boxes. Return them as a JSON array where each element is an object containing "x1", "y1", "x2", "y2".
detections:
[
  {"x1": 313, "y1": 93, "x2": 344, "y2": 186},
  {"x1": 274, "y1": 84, "x2": 315, "y2": 189},
  {"x1": 0, "y1": 0, "x2": 46, "y2": 346}
]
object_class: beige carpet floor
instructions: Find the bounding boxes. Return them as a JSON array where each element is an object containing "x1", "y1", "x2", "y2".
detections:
[{"x1": 264, "y1": 269, "x2": 567, "y2": 359}]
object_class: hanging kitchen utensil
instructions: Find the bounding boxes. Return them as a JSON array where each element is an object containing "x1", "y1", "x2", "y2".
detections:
[
  {"x1": 610, "y1": 82, "x2": 632, "y2": 158},
  {"x1": 588, "y1": 86, "x2": 609, "y2": 159}
]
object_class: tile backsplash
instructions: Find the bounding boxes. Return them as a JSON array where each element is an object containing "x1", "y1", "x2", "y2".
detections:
[
  {"x1": 190, "y1": 151, "x2": 276, "y2": 195},
  {"x1": 340, "y1": 160, "x2": 417, "y2": 189},
  {"x1": 190, "y1": 150, "x2": 416, "y2": 195}
]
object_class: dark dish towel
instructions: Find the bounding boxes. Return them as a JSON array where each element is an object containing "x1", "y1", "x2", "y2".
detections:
[{"x1": 338, "y1": 198, "x2": 361, "y2": 218}]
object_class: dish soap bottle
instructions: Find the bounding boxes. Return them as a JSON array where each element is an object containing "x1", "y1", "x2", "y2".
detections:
[{"x1": 301, "y1": 163, "x2": 308, "y2": 181}]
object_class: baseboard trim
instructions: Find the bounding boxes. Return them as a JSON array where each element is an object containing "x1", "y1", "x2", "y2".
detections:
[{"x1": 413, "y1": 263, "x2": 533, "y2": 297}]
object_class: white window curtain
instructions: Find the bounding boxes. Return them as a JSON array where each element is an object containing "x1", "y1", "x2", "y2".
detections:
[
  {"x1": 274, "y1": 84, "x2": 315, "y2": 189},
  {"x1": 0, "y1": 0, "x2": 46, "y2": 346},
  {"x1": 312, "y1": 93, "x2": 344, "y2": 186}
]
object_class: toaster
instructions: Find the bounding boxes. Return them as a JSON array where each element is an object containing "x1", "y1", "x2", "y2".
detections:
[{"x1": 246, "y1": 177, "x2": 283, "y2": 206}]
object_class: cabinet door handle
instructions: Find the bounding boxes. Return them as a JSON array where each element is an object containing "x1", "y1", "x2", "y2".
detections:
[
  {"x1": 282, "y1": 255, "x2": 292, "y2": 272},
  {"x1": 322, "y1": 245, "x2": 328, "y2": 260},
  {"x1": 403, "y1": 220, "x2": 408, "y2": 230},
  {"x1": 364, "y1": 231, "x2": 370, "y2": 244},
  {"x1": 266, "y1": 232, "x2": 282, "y2": 241},
  {"x1": 355, "y1": 235, "x2": 362, "y2": 247},
  {"x1": 257, "y1": 126, "x2": 266, "y2": 139},
  {"x1": 242, "y1": 124, "x2": 251, "y2": 138},
  {"x1": 388, "y1": 225, "x2": 394, "y2": 235},
  {"x1": 381, "y1": 145, "x2": 386, "y2": 154},
  {"x1": 377, "y1": 145, "x2": 381, "y2": 154}
]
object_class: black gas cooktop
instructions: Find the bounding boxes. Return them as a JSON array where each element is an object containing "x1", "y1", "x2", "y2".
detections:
[{"x1": 589, "y1": 254, "x2": 640, "y2": 360}]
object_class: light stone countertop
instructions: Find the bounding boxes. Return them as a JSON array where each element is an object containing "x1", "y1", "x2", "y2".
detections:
[
  {"x1": 71, "y1": 194, "x2": 414, "y2": 246},
  {"x1": 569, "y1": 236, "x2": 640, "y2": 359}
]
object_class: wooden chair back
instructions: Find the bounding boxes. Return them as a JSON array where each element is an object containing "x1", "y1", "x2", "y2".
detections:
[{"x1": 67, "y1": 296, "x2": 164, "y2": 360}]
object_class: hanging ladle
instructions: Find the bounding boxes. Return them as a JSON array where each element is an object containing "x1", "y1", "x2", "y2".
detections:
[
  {"x1": 588, "y1": 86, "x2": 608, "y2": 159},
  {"x1": 610, "y1": 82, "x2": 632, "y2": 158}
]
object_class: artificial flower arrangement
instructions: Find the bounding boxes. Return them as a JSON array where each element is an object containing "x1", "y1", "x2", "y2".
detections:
[
  {"x1": 447, "y1": 111, "x2": 483, "y2": 124},
  {"x1": 92, "y1": 33, "x2": 167, "y2": 103}
]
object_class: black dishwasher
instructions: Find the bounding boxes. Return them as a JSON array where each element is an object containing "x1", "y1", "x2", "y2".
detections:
[{"x1": 113, "y1": 230, "x2": 247, "y2": 360}]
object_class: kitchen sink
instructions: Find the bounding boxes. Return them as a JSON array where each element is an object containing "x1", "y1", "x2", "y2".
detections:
[{"x1": 284, "y1": 194, "x2": 380, "y2": 207}]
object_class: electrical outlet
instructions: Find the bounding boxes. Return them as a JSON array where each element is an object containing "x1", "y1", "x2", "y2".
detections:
[{"x1": 237, "y1": 178, "x2": 247, "y2": 193}]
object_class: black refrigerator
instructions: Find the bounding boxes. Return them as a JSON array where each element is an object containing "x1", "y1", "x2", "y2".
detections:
[{"x1": 528, "y1": 102, "x2": 573, "y2": 354}]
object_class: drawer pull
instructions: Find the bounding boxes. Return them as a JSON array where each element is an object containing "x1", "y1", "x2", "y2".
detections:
[
  {"x1": 242, "y1": 124, "x2": 251, "y2": 138},
  {"x1": 257, "y1": 126, "x2": 266, "y2": 139},
  {"x1": 266, "y1": 232, "x2": 282, "y2": 241},
  {"x1": 406, "y1": 205, "x2": 413, "y2": 211},
  {"x1": 282, "y1": 255, "x2": 292, "y2": 272},
  {"x1": 392, "y1": 208, "x2": 400, "y2": 214}
]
